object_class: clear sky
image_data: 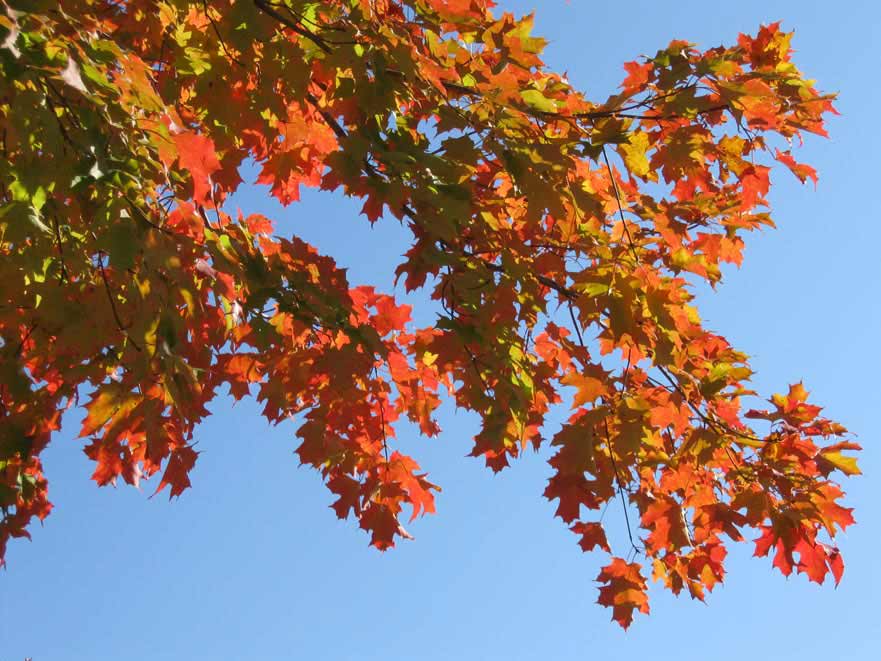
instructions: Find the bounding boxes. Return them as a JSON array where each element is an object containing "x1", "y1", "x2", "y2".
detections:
[{"x1": 2, "y1": 1, "x2": 879, "y2": 659}]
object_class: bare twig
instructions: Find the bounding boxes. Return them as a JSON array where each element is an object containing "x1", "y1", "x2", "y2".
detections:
[
  {"x1": 603, "y1": 419, "x2": 643, "y2": 556},
  {"x1": 52, "y1": 214, "x2": 69, "y2": 283},
  {"x1": 253, "y1": 0, "x2": 333, "y2": 54},
  {"x1": 601, "y1": 146, "x2": 640, "y2": 262},
  {"x1": 97, "y1": 253, "x2": 142, "y2": 352}
]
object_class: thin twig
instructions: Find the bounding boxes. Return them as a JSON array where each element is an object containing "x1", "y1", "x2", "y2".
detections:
[
  {"x1": 601, "y1": 146, "x2": 639, "y2": 262},
  {"x1": 203, "y1": 0, "x2": 245, "y2": 67},
  {"x1": 12, "y1": 323, "x2": 38, "y2": 358},
  {"x1": 603, "y1": 419, "x2": 642, "y2": 556},
  {"x1": 651, "y1": 367, "x2": 764, "y2": 444},
  {"x1": 373, "y1": 366, "x2": 391, "y2": 463},
  {"x1": 253, "y1": 0, "x2": 333, "y2": 54},
  {"x1": 97, "y1": 253, "x2": 142, "y2": 352},
  {"x1": 567, "y1": 302, "x2": 585, "y2": 348},
  {"x1": 52, "y1": 215, "x2": 69, "y2": 283}
]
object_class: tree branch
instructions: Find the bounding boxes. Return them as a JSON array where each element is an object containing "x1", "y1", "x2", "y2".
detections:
[
  {"x1": 253, "y1": 0, "x2": 333, "y2": 54},
  {"x1": 97, "y1": 253, "x2": 142, "y2": 352}
]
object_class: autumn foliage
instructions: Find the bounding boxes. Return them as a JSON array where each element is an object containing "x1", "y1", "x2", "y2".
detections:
[{"x1": 0, "y1": 1, "x2": 860, "y2": 627}]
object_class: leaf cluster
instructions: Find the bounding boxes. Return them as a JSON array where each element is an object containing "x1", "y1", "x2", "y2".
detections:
[{"x1": 0, "y1": 1, "x2": 855, "y2": 627}]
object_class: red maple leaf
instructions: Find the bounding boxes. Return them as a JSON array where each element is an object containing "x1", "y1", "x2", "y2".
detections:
[{"x1": 174, "y1": 131, "x2": 221, "y2": 205}]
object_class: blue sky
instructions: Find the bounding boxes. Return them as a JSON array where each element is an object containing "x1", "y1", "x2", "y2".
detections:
[{"x1": 2, "y1": 1, "x2": 879, "y2": 659}]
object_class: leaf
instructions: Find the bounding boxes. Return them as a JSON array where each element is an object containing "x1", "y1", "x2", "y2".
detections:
[
  {"x1": 561, "y1": 371, "x2": 607, "y2": 408},
  {"x1": 570, "y1": 521, "x2": 610, "y2": 552},
  {"x1": 596, "y1": 559, "x2": 650, "y2": 629},
  {"x1": 818, "y1": 450, "x2": 861, "y2": 476},
  {"x1": 80, "y1": 387, "x2": 139, "y2": 437},
  {"x1": 739, "y1": 165, "x2": 771, "y2": 209},
  {"x1": 60, "y1": 55, "x2": 88, "y2": 93},
  {"x1": 154, "y1": 446, "x2": 199, "y2": 499},
  {"x1": 620, "y1": 131, "x2": 652, "y2": 179},
  {"x1": 173, "y1": 131, "x2": 221, "y2": 205},
  {"x1": 621, "y1": 60, "x2": 652, "y2": 94},
  {"x1": 520, "y1": 89, "x2": 557, "y2": 113},
  {"x1": 775, "y1": 149, "x2": 818, "y2": 185}
]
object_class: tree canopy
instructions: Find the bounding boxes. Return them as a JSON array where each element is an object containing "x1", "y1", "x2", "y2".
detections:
[{"x1": 0, "y1": 0, "x2": 860, "y2": 627}]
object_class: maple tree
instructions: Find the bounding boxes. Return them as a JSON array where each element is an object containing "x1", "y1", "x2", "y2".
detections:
[{"x1": 0, "y1": 0, "x2": 861, "y2": 628}]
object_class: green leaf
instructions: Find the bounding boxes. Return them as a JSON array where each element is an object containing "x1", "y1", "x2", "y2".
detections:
[{"x1": 520, "y1": 89, "x2": 557, "y2": 113}]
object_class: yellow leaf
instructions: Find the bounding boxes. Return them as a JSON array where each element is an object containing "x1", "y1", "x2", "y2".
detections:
[
  {"x1": 520, "y1": 89, "x2": 557, "y2": 113},
  {"x1": 820, "y1": 451, "x2": 861, "y2": 476},
  {"x1": 620, "y1": 131, "x2": 653, "y2": 179}
]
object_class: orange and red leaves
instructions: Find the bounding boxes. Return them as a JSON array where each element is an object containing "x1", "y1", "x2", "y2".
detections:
[
  {"x1": 0, "y1": 450, "x2": 52, "y2": 566},
  {"x1": 725, "y1": 79, "x2": 784, "y2": 131},
  {"x1": 796, "y1": 538, "x2": 845, "y2": 586},
  {"x1": 428, "y1": 0, "x2": 487, "y2": 21},
  {"x1": 328, "y1": 474, "x2": 362, "y2": 520},
  {"x1": 153, "y1": 446, "x2": 199, "y2": 498},
  {"x1": 809, "y1": 483, "x2": 856, "y2": 536},
  {"x1": 596, "y1": 559, "x2": 650, "y2": 629},
  {"x1": 360, "y1": 194, "x2": 385, "y2": 224},
  {"x1": 775, "y1": 149, "x2": 818, "y2": 185},
  {"x1": 545, "y1": 473, "x2": 598, "y2": 523},
  {"x1": 83, "y1": 437, "x2": 131, "y2": 486},
  {"x1": 358, "y1": 502, "x2": 403, "y2": 551},
  {"x1": 744, "y1": 383, "x2": 836, "y2": 438},
  {"x1": 738, "y1": 165, "x2": 771, "y2": 210},
  {"x1": 770, "y1": 382, "x2": 824, "y2": 426},
  {"x1": 561, "y1": 369, "x2": 608, "y2": 409},
  {"x1": 348, "y1": 286, "x2": 412, "y2": 336},
  {"x1": 0, "y1": 0, "x2": 856, "y2": 626},
  {"x1": 324, "y1": 451, "x2": 438, "y2": 550},
  {"x1": 255, "y1": 107, "x2": 337, "y2": 206},
  {"x1": 646, "y1": 389, "x2": 691, "y2": 437},
  {"x1": 532, "y1": 327, "x2": 574, "y2": 372},
  {"x1": 374, "y1": 296, "x2": 413, "y2": 337},
  {"x1": 387, "y1": 349, "x2": 443, "y2": 437},
  {"x1": 266, "y1": 281, "x2": 440, "y2": 552},
  {"x1": 242, "y1": 213, "x2": 274, "y2": 236},
  {"x1": 689, "y1": 232, "x2": 745, "y2": 269},
  {"x1": 78, "y1": 381, "x2": 202, "y2": 497},
  {"x1": 570, "y1": 521, "x2": 610, "y2": 553},
  {"x1": 652, "y1": 542, "x2": 727, "y2": 601},
  {"x1": 173, "y1": 131, "x2": 221, "y2": 206},
  {"x1": 621, "y1": 60, "x2": 653, "y2": 96},
  {"x1": 381, "y1": 452, "x2": 439, "y2": 522},
  {"x1": 257, "y1": 149, "x2": 320, "y2": 205},
  {"x1": 737, "y1": 22, "x2": 792, "y2": 70},
  {"x1": 641, "y1": 497, "x2": 692, "y2": 553},
  {"x1": 166, "y1": 202, "x2": 205, "y2": 242},
  {"x1": 651, "y1": 125, "x2": 713, "y2": 187},
  {"x1": 725, "y1": 24, "x2": 837, "y2": 137},
  {"x1": 544, "y1": 470, "x2": 609, "y2": 524},
  {"x1": 754, "y1": 523, "x2": 846, "y2": 586},
  {"x1": 214, "y1": 353, "x2": 265, "y2": 400},
  {"x1": 693, "y1": 504, "x2": 746, "y2": 543}
]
